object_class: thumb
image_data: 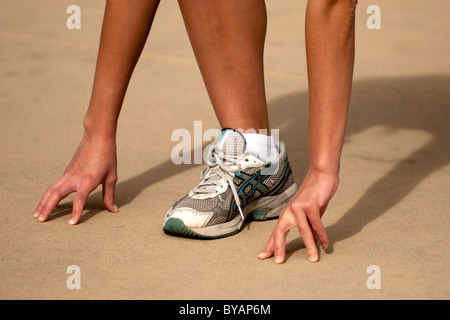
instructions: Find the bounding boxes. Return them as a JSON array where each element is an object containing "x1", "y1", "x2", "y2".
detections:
[{"x1": 102, "y1": 175, "x2": 119, "y2": 213}]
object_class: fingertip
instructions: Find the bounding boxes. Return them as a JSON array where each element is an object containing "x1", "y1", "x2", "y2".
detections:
[
  {"x1": 258, "y1": 251, "x2": 271, "y2": 260},
  {"x1": 104, "y1": 200, "x2": 119, "y2": 213},
  {"x1": 68, "y1": 211, "x2": 81, "y2": 226},
  {"x1": 309, "y1": 253, "x2": 319, "y2": 263},
  {"x1": 274, "y1": 256, "x2": 284, "y2": 264}
]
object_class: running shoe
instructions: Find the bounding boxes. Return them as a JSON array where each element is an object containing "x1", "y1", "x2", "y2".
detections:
[{"x1": 163, "y1": 129, "x2": 298, "y2": 239}]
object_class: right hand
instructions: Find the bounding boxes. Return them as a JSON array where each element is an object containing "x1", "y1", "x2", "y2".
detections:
[{"x1": 33, "y1": 133, "x2": 119, "y2": 225}]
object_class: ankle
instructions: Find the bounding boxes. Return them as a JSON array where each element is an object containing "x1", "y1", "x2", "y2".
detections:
[{"x1": 243, "y1": 132, "x2": 279, "y2": 163}]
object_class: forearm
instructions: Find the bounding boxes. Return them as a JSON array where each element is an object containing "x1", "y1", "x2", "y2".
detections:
[
  {"x1": 84, "y1": 0, "x2": 160, "y2": 139},
  {"x1": 305, "y1": 0, "x2": 357, "y2": 174}
]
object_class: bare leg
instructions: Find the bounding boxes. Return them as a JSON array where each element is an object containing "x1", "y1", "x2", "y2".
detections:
[{"x1": 178, "y1": 0, "x2": 269, "y2": 133}]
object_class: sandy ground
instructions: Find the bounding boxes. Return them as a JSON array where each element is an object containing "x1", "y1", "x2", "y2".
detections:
[{"x1": 1, "y1": 0, "x2": 449, "y2": 300}]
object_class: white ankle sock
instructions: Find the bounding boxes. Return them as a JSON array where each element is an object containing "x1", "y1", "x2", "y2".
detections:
[{"x1": 243, "y1": 133, "x2": 279, "y2": 163}]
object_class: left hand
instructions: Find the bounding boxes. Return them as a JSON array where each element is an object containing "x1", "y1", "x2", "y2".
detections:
[{"x1": 258, "y1": 169, "x2": 339, "y2": 264}]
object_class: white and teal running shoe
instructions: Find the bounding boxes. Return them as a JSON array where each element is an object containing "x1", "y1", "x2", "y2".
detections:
[{"x1": 163, "y1": 129, "x2": 298, "y2": 239}]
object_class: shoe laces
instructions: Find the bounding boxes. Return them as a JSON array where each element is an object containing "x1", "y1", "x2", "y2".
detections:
[{"x1": 191, "y1": 145, "x2": 245, "y2": 220}]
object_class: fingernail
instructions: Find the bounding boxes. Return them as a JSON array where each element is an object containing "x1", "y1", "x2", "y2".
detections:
[
  {"x1": 112, "y1": 204, "x2": 119, "y2": 213},
  {"x1": 68, "y1": 219, "x2": 76, "y2": 225},
  {"x1": 309, "y1": 254, "x2": 318, "y2": 263},
  {"x1": 33, "y1": 211, "x2": 39, "y2": 218},
  {"x1": 258, "y1": 253, "x2": 265, "y2": 259},
  {"x1": 274, "y1": 257, "x2": 283, "y2": 264}
]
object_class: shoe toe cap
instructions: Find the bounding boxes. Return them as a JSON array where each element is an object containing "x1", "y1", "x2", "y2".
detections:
[{"x1": 165, "y1": 208, "x2": 211, "y2": 228}]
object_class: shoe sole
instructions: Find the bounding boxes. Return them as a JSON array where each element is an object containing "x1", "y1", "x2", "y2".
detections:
[{"x1": 163, "y1": 183, "x2": 298, "y2": 239}]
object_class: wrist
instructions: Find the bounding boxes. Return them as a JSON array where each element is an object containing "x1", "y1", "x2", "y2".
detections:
[
  {"x1": 308, "y1": 159, "x2": 340, "y2": 176},
  {"x1": 83, "y1": 118, "x2": 117, "y2": 144},
  {"x1": 83, "y1": 112, "x2": 117, "y2": 142},
  {"x1": 306, "y1": 166, "x2": 340, "y2": 190}
]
